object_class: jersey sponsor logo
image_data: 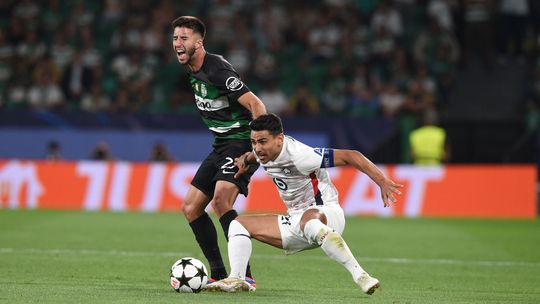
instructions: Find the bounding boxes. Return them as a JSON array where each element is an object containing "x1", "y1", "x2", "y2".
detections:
[
  {"x1": 195, "y1": 95, "x2": 229, "y2": 111},
  {"x1": 196, "y1": 100, "x2": 212, "y2": 111},
  {"x1": 226, "y1": 76, "x2": 244, "y2": 91}
]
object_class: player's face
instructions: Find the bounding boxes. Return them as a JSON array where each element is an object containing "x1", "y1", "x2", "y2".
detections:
[
  {"x1": 172, "y1": 27, "x2": 200, "y2": 65},
  {"x1": 251, "y1": 130, "x2": 284, "y2": 164}
]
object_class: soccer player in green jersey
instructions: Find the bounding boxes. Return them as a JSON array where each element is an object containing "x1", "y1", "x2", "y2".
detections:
[{"x1": 171, "y1": 16, "x2": 266, "y2": 288}]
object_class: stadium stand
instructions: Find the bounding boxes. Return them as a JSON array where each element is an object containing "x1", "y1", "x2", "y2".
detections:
[{"x1": 0, "y1": 0, "x2": 536, "y2": 164}]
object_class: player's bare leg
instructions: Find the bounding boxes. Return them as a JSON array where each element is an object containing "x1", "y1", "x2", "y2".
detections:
[
  {"x1": 300, "y1": 208, "x2": 380, "y2": 295},
  {"x1": 183, "y1": 186, "x2": 227, "y2": 281},
  {"x1": 235, "y1": 214, "x2": 283, "y2": 248},
  {"x1": 208, "y1": 214, "x2": 281, "y2": 292},
  {"x1": 183, "y1": 186, "x2": 211, "y2": 222},
  {"x1": 211, "y1": 181, "x2": 240, "y2": 217}
]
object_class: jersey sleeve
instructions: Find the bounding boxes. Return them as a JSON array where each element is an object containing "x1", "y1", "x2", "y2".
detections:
[
  {"x1": 291, "y1": 141, "x2": 323, "y2": 175},
  {"x1": 208, "y1": 68, "x2": 251, "y2": 101},
  {"x1": 295, "y1": 147, "x2": 335, "y2": 175}
]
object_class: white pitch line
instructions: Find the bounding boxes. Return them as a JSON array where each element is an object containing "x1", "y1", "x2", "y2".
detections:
[
  {"x1": 1, "y1": 247, "x2": 539, "y2": 268},
  {"x1": 0, "y1": 247, "x2": 187, "y2": 257}
]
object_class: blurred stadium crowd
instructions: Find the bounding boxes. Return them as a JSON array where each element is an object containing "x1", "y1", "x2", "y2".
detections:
[{"x1": 0, "y1": 0, "x2": 539, "y2": 127}]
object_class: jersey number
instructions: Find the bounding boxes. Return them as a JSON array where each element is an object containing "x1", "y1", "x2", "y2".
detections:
[
  {"x1": 221, "y1": 157, "x2": 236, "y2": 174},
  {"x1": 272, "y1": 178, "x2": 288, "y2": 190}
]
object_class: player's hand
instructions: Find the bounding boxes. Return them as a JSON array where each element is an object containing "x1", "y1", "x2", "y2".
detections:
[
  {"x1": 234, "y1": 152, "x2": 250, "y2": 179},
  {"x1": 379, "y1": 179, "x2": 404, "y2": 207}
]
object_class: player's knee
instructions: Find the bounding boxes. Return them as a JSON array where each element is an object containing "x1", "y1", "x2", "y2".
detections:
[
  {"x1": 300, "y1": 209, "x2": 327, "y2": 231},
  {"x1": 182, "y1": 200, "x2": 202, "y2": 222},
  {"x1": 181, "y1": 201, "x2": 191, "y2": 216},
  {"x1": 210, "y1": 193, "x2": 232, "y2": 214},
  {"x1": 303, "y1": 219, "x2": 332, "y2": 246},
  {"x1": 229, "y1": 219, "x2": 251, "y2": 239}
]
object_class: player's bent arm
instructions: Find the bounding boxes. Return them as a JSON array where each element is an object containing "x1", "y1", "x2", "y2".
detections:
[
  {"x1": 332, "y1": 150, "x2": 385, "y2": 184},
  {"x1": 238, "y1": 92, "x2": 266, "y2": 118},
  {"x1": 332, "y1": 149, "x2": 403, "y2": 206}
]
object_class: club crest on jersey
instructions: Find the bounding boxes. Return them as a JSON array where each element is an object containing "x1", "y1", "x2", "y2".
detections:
[{"x1": 226, "y1": 77, "x2": 244, "y2": 91}]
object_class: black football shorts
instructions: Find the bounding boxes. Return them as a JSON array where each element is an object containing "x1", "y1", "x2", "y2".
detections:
[{"x1": 191, "y1": 139, "x2": 258, "y2": 198}]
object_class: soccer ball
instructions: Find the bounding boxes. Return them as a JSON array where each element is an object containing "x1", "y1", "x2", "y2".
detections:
[{"x1": 170, "y1": 257, "x2": 208, "y2": 293}]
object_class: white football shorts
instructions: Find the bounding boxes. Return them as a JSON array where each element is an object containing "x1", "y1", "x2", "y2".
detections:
[{"x1": 277, "y1": 204, "x2": 345, "y2": 254}]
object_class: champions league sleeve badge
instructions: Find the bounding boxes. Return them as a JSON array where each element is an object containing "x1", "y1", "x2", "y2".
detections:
[{"x1": 226, "y1": 76, "x2": 244, "y2": 91}]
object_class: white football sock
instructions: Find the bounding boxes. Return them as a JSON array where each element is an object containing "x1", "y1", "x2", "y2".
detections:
[
  {"x1": 227, "y1": 220, "x2": 251, "y2": 280},
  {"x1": 303, "y1": 219, "x2": 366, "y2": 281}
]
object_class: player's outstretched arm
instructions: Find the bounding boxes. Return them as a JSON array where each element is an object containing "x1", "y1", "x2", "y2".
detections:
[
  {"x1": 333, "y1": 149, "x2": 403, "y2": 207},
  {"x1": 238, "y1": 92, "x2": 266, "y2": 118}
]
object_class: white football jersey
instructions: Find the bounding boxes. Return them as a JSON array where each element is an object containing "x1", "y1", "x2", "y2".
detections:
[{"x1": 255, "y1": 136, "x2": 339, "y2": 214}]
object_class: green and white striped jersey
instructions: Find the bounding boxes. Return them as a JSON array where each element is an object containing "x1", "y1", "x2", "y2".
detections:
[{"x1": 187, "y1": 52, "x2": 252, "y2": 143}]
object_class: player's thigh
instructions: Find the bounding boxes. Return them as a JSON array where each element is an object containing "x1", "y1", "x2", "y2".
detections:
[
  {"x1": 236, "y1": 215, "x2": 283, "y2": 249},
  {"x1": 279, "y1": 213, "x2": 318, "y2": 254},
  {"x1": 183, "y1": 185, "x2": 211, "y2": 222}
]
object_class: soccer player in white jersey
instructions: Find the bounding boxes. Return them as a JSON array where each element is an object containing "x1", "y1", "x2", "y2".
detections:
[{"x1": 207, "y1": 114, "x2": 403, "y2": 295}]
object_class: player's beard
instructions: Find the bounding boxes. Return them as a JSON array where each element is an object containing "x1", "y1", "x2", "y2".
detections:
[{"x1": 179, "y1": 46, "x2": 197, "y2": 65}]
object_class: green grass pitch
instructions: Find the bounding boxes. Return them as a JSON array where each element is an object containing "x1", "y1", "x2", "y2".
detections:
[{"x1": 0, "y1": 209, "x2": 539, "y2": 303}]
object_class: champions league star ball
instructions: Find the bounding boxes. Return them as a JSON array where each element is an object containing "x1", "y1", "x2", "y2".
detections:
[{"x1": 170, "y1": 257, "x2": 208, "y2": 293}]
